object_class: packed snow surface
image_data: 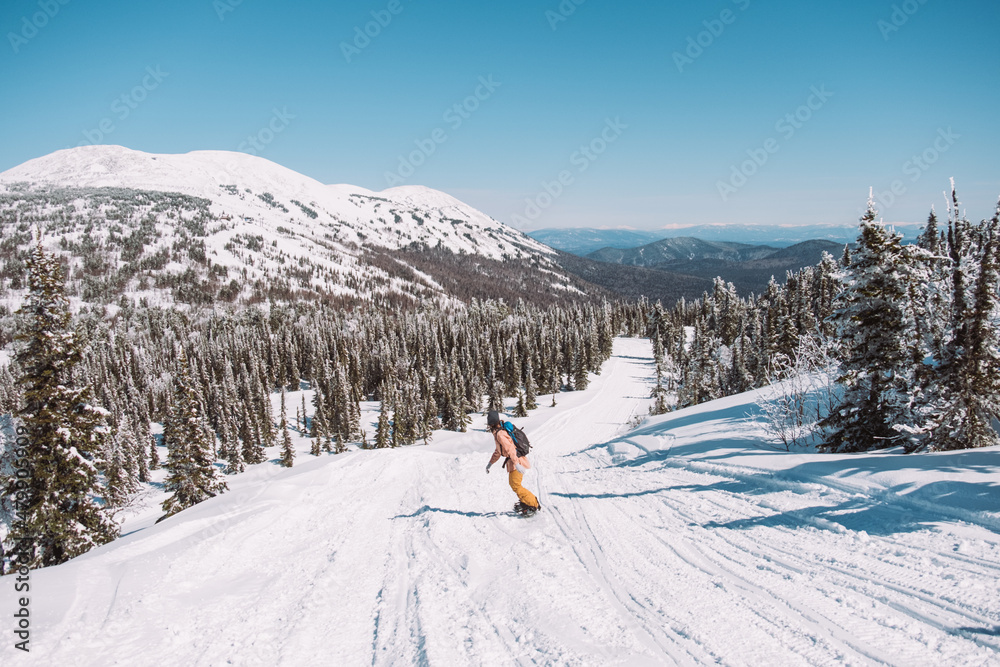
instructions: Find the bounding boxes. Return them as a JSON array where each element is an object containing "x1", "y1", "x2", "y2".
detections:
[{"x1": 4, "y1": 338, "x2": 999, "y2": 666}]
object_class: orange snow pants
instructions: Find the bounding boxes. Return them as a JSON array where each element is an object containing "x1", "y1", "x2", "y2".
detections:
[{"x1": 508, "y1": 469, "x2": 539, "y2": 508}]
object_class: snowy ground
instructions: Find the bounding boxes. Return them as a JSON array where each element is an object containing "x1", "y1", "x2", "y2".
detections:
[{"x1": 3, "y1": 338, "x2": 999, "y2": 666}]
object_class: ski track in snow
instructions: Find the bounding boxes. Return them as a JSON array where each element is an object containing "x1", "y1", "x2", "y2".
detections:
[{"x1": 4, "y1": 338, "x2": 1000, "y2": 666}]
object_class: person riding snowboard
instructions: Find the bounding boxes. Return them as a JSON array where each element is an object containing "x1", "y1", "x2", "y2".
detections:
[{"x1": 486, "y1": 410, "x2": 540, "y2": 514}]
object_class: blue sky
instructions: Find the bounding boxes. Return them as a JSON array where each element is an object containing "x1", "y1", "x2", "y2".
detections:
[{"x1": 1, "y1": 0, "x2": 998, "y2": 230}]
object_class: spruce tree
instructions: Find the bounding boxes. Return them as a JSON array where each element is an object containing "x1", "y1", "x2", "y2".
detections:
[
  {"x1": 374, "y1": 404, "x2": 391, "y2": 449},
  {"x1": 512, "y1": 391, "x2": 528, "y2": 418},
  {"x1": 134, "y1": 419, "x2": 151, "y2": 484},
  {"x1": 573, "y1": 352, "x2": 590, "y2": 391},
  {"x1": 279, "y1": 389, "x2": 295, "y2": 467},
  {"x1": 487, "y1": 378, "x2": 503, "y2": 413},
  {"x1": 925, "y1": 199, "x2": 1000, "y2": 450},
  {"x1": 160, "y1": 351, "x2": 227, "y2": 521},
  {"x1": 9, "y1": 241, "x2": 119, "y2": 568},
  {"x1": 651, "y1": 337, "x2": 670, "y2": 415},
  {"x1": 821, "y1": 195, "x2": 914, "y2": 452},
  {"x1": 148, "y1": 433, "x2": 160, "y2": 470},
  {"x1": 104, "y1": 416, "x2": 139, "y2": 509},
  {"x1": 524, "y1": 360, "x2": 539, "y2": 411}
]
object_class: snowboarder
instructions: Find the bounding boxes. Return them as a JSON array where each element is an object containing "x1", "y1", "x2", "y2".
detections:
[{"x1": 485, "y1": 410, "x2": 540, "y2": 515}]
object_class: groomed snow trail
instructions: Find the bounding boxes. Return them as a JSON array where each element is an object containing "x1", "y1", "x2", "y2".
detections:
[{"x1": 6, "y1": 338, "x2": 1000, "y2": 666}]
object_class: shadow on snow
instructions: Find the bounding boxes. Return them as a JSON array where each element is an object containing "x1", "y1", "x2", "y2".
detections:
[{"x1": 392, "y1": 505, "x2": 502, "y2": 519}]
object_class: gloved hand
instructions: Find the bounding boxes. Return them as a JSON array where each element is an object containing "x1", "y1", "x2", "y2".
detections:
[{"x1": 486, "y1": 463, "x2": 492, "y2": 474}]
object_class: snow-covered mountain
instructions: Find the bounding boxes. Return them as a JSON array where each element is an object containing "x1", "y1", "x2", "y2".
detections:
[
  {"x1": 1, "y1": 145, "x2": 553, "y2": 260},
  {"x1": 0, "y1": 146, "x2": 576, "y2": 307}
]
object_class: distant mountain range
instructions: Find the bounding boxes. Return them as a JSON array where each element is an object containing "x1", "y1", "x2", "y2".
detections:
[
  {"x1": 525, "y1": 228, "x2": 670, "y2": 256},
  {"x1": 582, "y1": 236, "x2": 845, "y2": 296},
  {"x1": 587, "y1": 237, "x2": 778, "y2": 266},
  {"x1": 529, "y1": 223, "x2": 923, "y2": 255}
]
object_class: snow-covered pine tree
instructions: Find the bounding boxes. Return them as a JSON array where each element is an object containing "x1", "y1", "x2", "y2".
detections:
[
  {"x1": 650, "y1": 336, "x2": 670, "y2": 415},
  {"x1": 133, "y1": 418, "x2": 151, "y2": 483},
  {"x1": 8, "y1": 240, "x2": 119, "y2": 568},
  {"x1": 524, "y1": 359, "x2": 539, "y2": 411},
  {"x1": 512, "y1": 390, "x2": 528, "y2": 418},
  {"x1": 374, "y1": 400, "x2": 391, "y2": 449},
  {"x1": 487, "y1": 378, "x2": 503, "y2": 413},
  {"x1": 923, "y1": 196, "x2": 1000, "y2": 450},
  {"x1": 300, "y1": 394, "x2": 308, "y2": 432},
  {"x1": 916, "y1": 208, "x2": 950, "y2": 358},
  {"x1": 148, "y1": 432, "x2": 160, "y2": 470},
  {"x1": 573, "y1": 350, "x2": 590, "y2": 392},
  {"x1": 279, "y1": 388, "x2": 294, "y2": 467},
  {"x1": 422, "y1": 387, "x2": 441, "y2": 434},
  {"x1": 337, "y1": 364, "x2": 361, "y2": 442},
  {"x1": 310, "y1": 381, "x2": 330, "y2": 454},
  {"x1": 103, "y1": 414, "x2": 140, "y2": 509},
  {"x1": 821, "y1": 194, "x2": 914, "y2": 452},
  {"x1": 240, "y1": 403, "x2": 267, "y2": 464},
  {"x1": 160, "y1": 350, "x2": 227, "y2": 521},
  {"x1": 251, "y1": 368, "x2": 275, "y2": 452}
]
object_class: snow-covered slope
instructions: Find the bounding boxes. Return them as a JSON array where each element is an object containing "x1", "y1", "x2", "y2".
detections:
[
  {"x1": 1, "y1": 146, "x2": 552, "y2": 260},
  {"x1": 4, "y1": 339, "x2": 998, "y2": 666},
  {"x1": 0, "y1": 146, "x2": 568, "y2": 307}
]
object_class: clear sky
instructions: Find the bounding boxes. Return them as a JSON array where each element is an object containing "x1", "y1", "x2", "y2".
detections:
[{"x1": 1, "y1": 0, "x2": 998, "y2": 231}]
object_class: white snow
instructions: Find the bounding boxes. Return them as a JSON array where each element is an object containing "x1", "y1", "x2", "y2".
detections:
[
  {"x1": 0, "y1": 145, "x2": 555, "y2": 262},
  {"x1": 3, "y1": 338, "x2": 998, "y2": 665}
]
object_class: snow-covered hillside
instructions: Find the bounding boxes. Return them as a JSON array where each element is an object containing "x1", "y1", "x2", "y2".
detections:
[
  {"x1": 1, "y1": 146, "x2": 552, "y2": 260},
  {"x1": 0, "y1": 146, "x2": 571, "y2": 307},
  {"x1": 4, "y1": 338, "x2": 998, "y2": 666}
]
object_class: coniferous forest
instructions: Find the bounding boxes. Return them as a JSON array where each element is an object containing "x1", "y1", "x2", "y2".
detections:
[
  {"x1": 649, "y1": 185, "x2": 1000, "y2": 455},
  {"x1": 1, "y1": 186, "x2": 999, "y2": 570}
]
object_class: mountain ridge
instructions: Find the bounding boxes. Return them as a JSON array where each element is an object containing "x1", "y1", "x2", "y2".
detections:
[
  {"x1": 583, "y1": 236, "x2": 844, "y2": 296},
  {"x1": 530, "y1": 223, "x2": 922, "y2": 254},
  {"x1": 0, "y1": 146, "x2": 593, "y2": 309},
  {"x1": 587, "y1": 236, "x2": 778, "y2": 265}
]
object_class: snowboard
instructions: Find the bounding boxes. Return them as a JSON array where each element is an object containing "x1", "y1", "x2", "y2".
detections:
[{"x1": 513, "y1": 502, "x2": 541, "y2": 517}]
